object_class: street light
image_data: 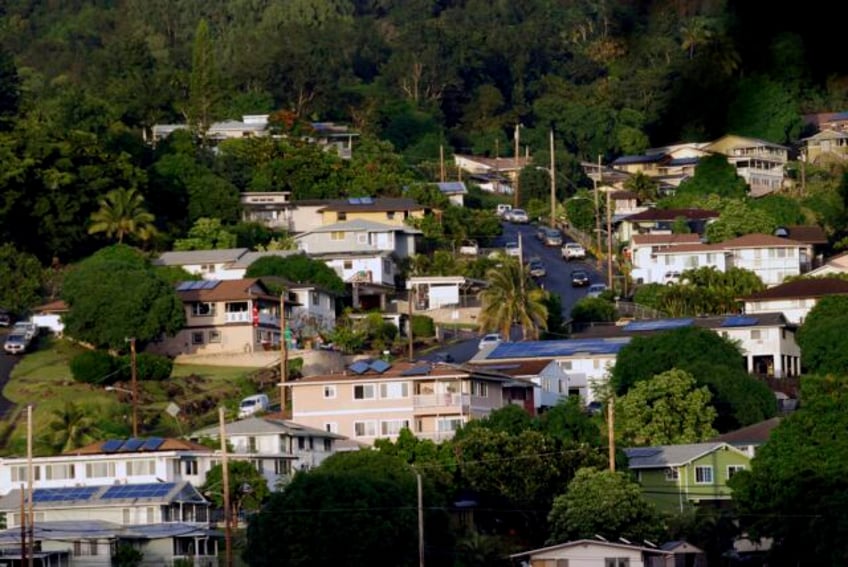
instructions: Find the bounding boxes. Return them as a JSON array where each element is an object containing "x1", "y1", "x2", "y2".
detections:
[{"x1": 105, "y1": 385, "x2": 138, "y2": 437}]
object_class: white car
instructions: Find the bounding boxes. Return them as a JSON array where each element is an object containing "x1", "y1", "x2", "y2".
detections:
[
  {"x1": 3, "y1": 333, "x2": 29, "y2": 355},
  {"x1": 561, "y1": 242, "x2": 587, "y2": 261},
  {"x1": 478, "y1": 333, "x2": 503, "y2": 350},
  {"x1": 505, "y1": 242, "x2": 521, "y2": 257},
  {"x1": 13, "y1": 321, "x2": 37, "y2": 341},
  {"x1": 507, "y1": 209, "x2": 529, "y2": 223},
  {"x1": 664, "y1": 271, "x2": 683, "y2": 285},
  {"x1": 587, "y1": 283, "x2": 608, "y2": 298},
  {"x1": 458, "y1": 239, "x2": 479, "y2": 256}
]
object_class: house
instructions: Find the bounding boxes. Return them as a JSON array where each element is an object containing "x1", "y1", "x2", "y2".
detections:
[
  {"x1": 454, "y1": 154, "x2": 532, "y2": 186},
  {"x1": 607, "y1": 190, "x2": 647, "y2": 218},
  {"x1": 405, "y1": 276, "x2": 487, "y2": 326},
  {"x1": 30, "y1": 299, "x2": 68, "y2": 335},
  {"x1": 625, "y1": 442, "x2": 751, "y2": 512},
  {"x1": 294, "y1": 219, "x2": 421, "y2": 259},
  {"x1": 721, "y1": 233, "x2": 809, "y2": 286},
  {"x1": 510, "y1": 538, "x2": 701, "y2": 567},
  {"x1": 802, "y1": 111, "x2": 848, "y2": 134},
  {"x1": 153, "y1": 248, "x2": 251, "y2": 280},
  {"x1": 739, "y1": 277, "x2": 848, "y2": 324},
  {"x1": 801, "y1": 129, "x2": 848, "y2": 164},
  {"x1": 317, "y1": 197, "x2": 425, "y2": 227},
  {"x1": 610, "y1": 153, "x2": 667, "y2": 175},
  {"x1": 773, "y1": 225, "x2": 828, "y2": 269},
  {"x1": 617, "y1": 209, "x2": 719, "y2": 244},
  {"x1": 710, "y1": 417, "x2": 782, "y2": 458},
  {"x1": 0, "y1": 483, "x2": 217, "y2": 566},
  {"x1": 572, "y1": 313, "x2": 801, "y2": 378},
  {"x1": 288, "y1": 199, "x2": 332, "y2": 233},
  {"x1": 285, "y1": 360, "x2": 526, "y2": 445},
  {"x1": 240, "y1": 191, "x2": 294, "y2": 230},
  {"x1": 304, "y1": 121, "x2": 358, "y2": 159},
  {"x1": 312, "y1": 250, "x2": 397, "y2": 310},
  {"x1": 467, "y1": 359, "x2": 571, "y2": 414},
  {"x1": 470, "y1": 338, "x2": 633, "y2": 402},
  {"x1": 807, "y1": 251, "x2": 848, "y2": 277},
  {"x1": 704, "y1": 135, "x2": 789, "y2": 197},
  {"x1": 640, "y1": 243, "x2": 728, "y2": 285},
  {"x1": 627, "y1": 233, "x2": 702, "y2": 284},
  {"x1": 146, "y1": 278, "x2": 298, "y2": 357},
  {"x1": 190, "y1": 415, "x2": 347, "y2": 486}
]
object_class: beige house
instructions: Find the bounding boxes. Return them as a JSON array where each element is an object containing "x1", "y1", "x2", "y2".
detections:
[
  {"x1": 704, "y1": 134, "x2": 789, "y2": 197},
  {"x1": 801, "y1": 129, "x2": 848, "y2": 164},
  {"x1": 148, "y1": 278, "x2": 297, "y2": 357},
  {"x1": 510, "y1": 539, "x2": 701, "y2": 567},
  {"x1": 318, "y1": 197, "x2": 425, "y2": 227},
  {"x1": 286, "y1": 361, "x2": 525, "y2": 445}
]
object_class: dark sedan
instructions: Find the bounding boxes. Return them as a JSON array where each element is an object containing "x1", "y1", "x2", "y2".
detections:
[{"x1": 571, "y1": 270, "x2": 590, "y2": 287}]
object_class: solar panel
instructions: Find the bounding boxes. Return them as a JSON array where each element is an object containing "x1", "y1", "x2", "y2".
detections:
[
  {"x1": 33, "y1": 486, "x2": 99, "y2": 503},
  {"x1": 348, "y1": 361, "x2": 370, "y2": 375},
  {"x1": 401, "y1": 365, "x2": 431, "y2": 376},
  {"x1": 190, "y1": 280, "x2": 206, "y2": 290},
  {"x1": 119, "y1": 438, "x2": 145, "y2": 452},
  {"x1": 626, "y1": 448, "x2": 662, "y2": 458},
  {"x1": 176, "y1": 281, "x2": 195, "y2": 291},
  {"x1": 623, "y1": 318, "x2": 694, "y2": 332},
  {"x1": 202, "y1": 280, "x2": 220, "y2": 290},
  {"x1": 348, "y1": 197, "x2": 361, "y2": 205},
  {"x1": 485, "y1": 338, "x2": 632, "y2": 360},
  {"x1": 102, "y1": 439, "x2": 124, "y2": 453},
  {"x1": 142, "y1": 437, "x2": 165, "y2": 451},
  {"x1": 102, "y1": 483, "x2": 176, "y2": 500},
  {"x1": 721, "y1": 316, "x2": 759, "y2": 328},
  {"x1": 360, "y1": 196, "x2": 374, "y2": 204},
  {"x1": 369, "y1": 360, "x2": 392, "y2": 374}
]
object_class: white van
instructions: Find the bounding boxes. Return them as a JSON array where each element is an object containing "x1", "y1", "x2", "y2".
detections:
[{"x1": 238, "y1": 394, "x2": 270, "y2": 418}]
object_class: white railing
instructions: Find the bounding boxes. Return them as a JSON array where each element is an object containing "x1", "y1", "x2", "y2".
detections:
[
  {"x1": 413, "y1": 393, "x2": 470, "y2": 408},
  {"x1": 224, "y1": 312, "x2": 280, "y2": 325}
]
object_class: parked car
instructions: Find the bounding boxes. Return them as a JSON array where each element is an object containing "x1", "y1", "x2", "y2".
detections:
[
  {"x1": 0, "y1": 311, "x2": 10, "y2": 327},
  {"x1": 3, "y1": 333, "x2": 29, "y2": 355},
  {"x1": 529, "y1": 260, "x2": 547, "y2": 278},
  {"x1": 458, "y1": 239, "x2": 479, "y2": 256},
  {"x1": 507, "y1": 209, "x2": 529, "y2": 223},
  {"x1": 238, "y1": 394, "x2": 270, "y2": 419},
  {"x1": 496, "y1": 204, "x2": 513, "y2": 218},
  {"x1": 536, "y1": 225, "x2": 548, "y2": 241},
  {"x1": 562, "y1": 242, "x2": 587, "y2": 261},
  {"x1": 13, "y1": 321, "x2": 37, "y2": 341},
  {"x1": 586, "y1": 401, "x2": 603, "y2": 416},
  {"x1": 587, "y1": 283, "x2": 608, "y2": 298},
  {"x1": 478, "y1": 333, "x2": 503, "y2": 350},
  {"x1": 543, "y1": 229, "x2": 563, "y2": 247},
  {"x1": 505, "y1": 242, "x2": 521, "y2": 257},
  {"x1": 571, "y1": 270, "x2": 591, "y2": 287},
  {"x1": 664, "y1": 271, "x2": 683, "y2": 285}
]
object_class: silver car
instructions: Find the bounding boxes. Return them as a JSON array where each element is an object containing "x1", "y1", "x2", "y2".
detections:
[{"x1": 4, "y1": 333, "x2": 28, "y2": 355}]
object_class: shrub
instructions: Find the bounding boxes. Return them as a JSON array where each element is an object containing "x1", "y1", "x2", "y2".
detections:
[
  {"x1": 70, "y1": 350, "x2": 119, "y2": 385},
  {"x1": 411, "y1": 315, "x2": 435, "y2": 338},
  {"x1": 125, "y1": 353, "x2": 173, "y2": 381}
]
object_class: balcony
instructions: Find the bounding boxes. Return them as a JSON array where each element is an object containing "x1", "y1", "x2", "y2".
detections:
[
  {"x1": 413, "y1": 393, "x2": 470, "y2": 408},
  {"x1": 224, "y1": 312, "x2": 280, "y2": 325}
]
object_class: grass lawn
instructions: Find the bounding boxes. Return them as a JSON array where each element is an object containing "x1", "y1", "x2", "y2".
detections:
[{"x1": 2, "y1": 337, "x2": 263, "y2": 456}]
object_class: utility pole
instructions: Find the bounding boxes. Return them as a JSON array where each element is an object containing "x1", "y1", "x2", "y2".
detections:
[
  {"x1": 129, "y1": 338, "x2": 138, "y2": 437},
  {"x1": 518, "y1": 233, "x2": 527, "y2": 340},
  {"x1": 219, "y1": 407, "x2": 233, "y2": 567},
  {"x1": 27, "y1": 404, "x2": 33, "y2": 567},
  {"x1": 513, "y1": 123, "x2": 521, "y2": 209},
  {"x1": 594, "y1": 155, "x2": 602, "y2": 262},
  {"x1": 408, "y1": 287, "x2": 415, "y2": 361},
  {"x1": 608, "y1": 397, "x2": 616, "y2": 472},
  {"x1": 280, "y1": 290, "x2": 289, "y2": 412},
  {"x1": 417, "y1": 471, "x2": 425, "y2": 567},
  {"x1": 439, "y1": 145, "x2": 445, "y2": 183},
  {"x1": 19, "y1": 486, "x2": 26, "y2": 566},
  {"x1": 800, "y1": 149, "x2": 806, "y2": 197},
  {"x1": 606, "y1": 189, "x2": 614, "y2": 288},
  {"x1": 549, "y1": 128, "x2": 556, "y2": 228}
]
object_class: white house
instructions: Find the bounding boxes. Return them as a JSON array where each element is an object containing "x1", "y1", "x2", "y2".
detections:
[
  {"x1": 722, "y1": 234, "x2": 809, "y2": 286},
  {"x1": 434, "y1": 181, "x2": 468, "y2": 206},
  {"x1": 153, "y1": 248, "x2": 252, "y2": 280},
  {"x1": 740, "y1": 278, "x2": 848, "y2": 325},
  {"x1": 511, "y1": 539, "x2": 686, "y2": 567},
  {"x1": 643, "y1": 243, "x2": 728, "y2": 285},
  {"x1": 240, "y1": 191, "x2": 294, "y2": 230},
  {"x1": 807, "y1": 251, "x2": 848, "y2": 277},
  {"x1": 294, "y1": 219, "x2": 421, "y2": 259},
  {"x1": 704, "y1": 134, "x2": 789, "y2": 198},
  {"x1": 469, "y1": 359, "x2": 571, "y2": 412},
  {"x1": 617, "y1": 208, "x2": 719, "y2": 243},
  {"x1": 629, "y1": 233, "x2": 702, "y2": 284}
]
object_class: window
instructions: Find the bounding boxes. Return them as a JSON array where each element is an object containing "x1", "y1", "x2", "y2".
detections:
[
  {"x1": 381, "y1": 420, "x2": 410, "y2": 436},
  {"x1": 146, "y1": 507, "x2": 155, "y2": 523},
  {"x1": 183, "y1": 460, "x2": 198, "y2": 475},
  {"x1": 560, "y1": 361, "x2": 573, "y2": 371},
  {"x1": 357, "y1": 233, "x2": 368, "y2": 244},
  {"x1": 192, "y1": 332, "x2": 205, "y2": 345},
  {"x1": 337, "y1": 212, "x2": 347, "y2": 221},
  {"x1": 664, "y1": 468, "x2": 679, "y2": 481},
  {"x1": 604, "y1": 559, "x2": 630, "y2": 567},
  {"x1": 123, "y1": 509, "x2": 131, "y2": 524},
  {"x1": 331, "y1": 231, "x2": 345, "y2": 240},
  {"x1": 11, "y1": 465, "x2": 40, "y2": 482},
  {"x1": 437, "y1": 417, "x2": 464, "y2": 433},
  {"x1": 387, "y1": 211, "x2": 396, "y2": 220},
  {"x1": 380, "y1": 382, "x2": 409, "y2": 399},
  {"x1": 274, "y1": 459, "x2": 291, "y2": 475},
  {"x1": 383, "y1": 258, "x2": 393, "y2": 273},
  {"x1": 208, "y1": 330, "x2": 221, "y2": 343},
  {"x1": 324, "y1": 422, "x2": 338, "y2": 434},
  {"x1": 298, "y1": 437, "x2": 306, "y2": 450},
  {"x1": 191, "y1": 302, "x2": 215, "y2": 316},
  {"x1": 86, "y1": 462, "x2": 116, "y2": 478},
  {"x1": 354, "y1": 421, "x2": 377, "y2": 437},
  {"x1": 750, "y1": 330, "x2": 762, "y2": 340},
  {"x1": 531, "y1": 560, "x2": 569, "y2": 567},
  {"x1": 343, "y1": 260, "x2": 353, "y2": 270},
  {"x1": 311, "y1": 291, "x2": 320, "y2": 305},
  {"x1": 353, "y1": 384, "x2": 376, "y2": 400},
  {"x1": 323, "y1": 385, "x2": 337, "y2": 399},
  {"x1": 471, "y1": 381, "x2": 489, "y2": 397},
  {"x1": 126, "y1": 460, "x2": 155, "y2": 476},
  {"x1": 727, "y1": 465, "x2": 745, "y2": 479},
  {"x1": 248, "y1": 437, "x2": 257, "y2": 452},
  {"x1": 45, "y1": 464, "x2": 74, "y2": 481},
  {"x1": 695, "y1": 465, "x2": 714, "y2": 484},
  {"x1": 323, "y1": 439, "x2": 332, "y2": 451}
]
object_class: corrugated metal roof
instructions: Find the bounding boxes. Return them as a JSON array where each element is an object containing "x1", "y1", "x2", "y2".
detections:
[
  {"x1": 624, "y1": 442, "x2": 729, "y2": 468},
  {"x1": 154, "y1": 248, "x2": 249, "y2": 266}
]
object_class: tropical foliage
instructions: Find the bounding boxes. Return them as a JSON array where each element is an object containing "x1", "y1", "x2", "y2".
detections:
[
  {"x1": 88, "y1": 188, "x2": 157, "y2": 245},
  {"x1": 477, "y1": 258, "x2": 548, "y2": 340}
]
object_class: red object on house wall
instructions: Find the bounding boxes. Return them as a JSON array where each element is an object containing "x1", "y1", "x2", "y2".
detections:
[{"x1": 252, "y1": 305, "x2": 259, "y2": 327}]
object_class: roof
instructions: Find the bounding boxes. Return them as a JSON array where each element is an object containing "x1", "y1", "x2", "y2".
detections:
[
  {"x1": 454, "y1": 154, "x2": 532, "y2": 170},
  {"x1": 511, "y1": 539, "x2": 672, "y2": 559},
  {"x1": 466, "y1": 359, "x2": 556, "y2": 376},
  {"x1": 434, "y1": 181, "x2": 468, "y2": 195},
  {"x1": 153, "y1": 248, "x2": 249, "y2": 266},
  {"x1": 801, "y1": 129, "x2": 848, "y2": 142},
  {"x1": 612, "y1": 153, "x2": 666, "y2": 165},
  {"x1": 573, "y1": 313, "x2": 790, "y2": 340},
  {"x1": 292, "y1": 199, "x2": 332, "y2": 207},
  {"x1": 63, "y1": 437, "x2": 213, "y2": 456},
  {"x1": 286, "y1": 360, "x2": 512, "y2": 385},
  {"x1": 0, "y1": 482, "x2": 205, "y2": 512},
  {"x1": 780, "y1": 225, "x2": 828, "y2": 245},
  {"x1": 609, "y1": 190, "x2": 639, "y2": 200},
  {"x1": 231, "y1": 250, "x2": 300, "y2": 268},
  {"x1": 0, "y1": 520, "x2": 217, "y2": 544},
  {"x1": 711, "y1": 417, "x2": 782, "y2": 446},
  {"x1": 720, "y1": 233, "x2": 806, "y2": 248},
  {"x1": 192, "y1": 416, "x2": 346, "y2": 440},
  {"x1": 319, "y1": 198, "x2": 423, "y2": 213},
  {"x1": 740, "y1": 277, "x2": 848, "y2": 301},
  {"x1": 33, "y1": 299, "x2": 69, "y2": 313},
  {"x1": 706, "y1": 134, "x2": 789, "y2": 151},
  {"x1": 624, "y1": 442, "x2": 744, "y2": 469},
  {"x1": 665, "y1": 157, "x2": 701, "y2": 166},
  {"x1": 479, "y1": 338, "x2": 631, "y2": 360},
  {"x1": 631, "y1": 234, "x2": 702, "y2": 246},
  {"x1": 296, "y1": 219, "x2": 422, "y2": 236},
  {"x1": 651, "y1": 243, "x2": 727, "y2": 254},
  {"x1": 175, "y1": 278, "x2": 279, "y2": 302},
  {"x1": 623, "y1": 208, "x2": 719, "y2": 222}
]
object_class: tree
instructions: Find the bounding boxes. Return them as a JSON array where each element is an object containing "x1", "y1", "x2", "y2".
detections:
[
  {"x1": 616, "y1": 369, "x2": 717, "y2": 446},
  {"x1": 88, "y1": 187, "x2": 158, "y2": 244},
  {"x1": 705, "y1": 200, "x2": 777, "y2": 243},
  {"x1": 0, "y1": 244, "x2": 44, "y2": 314},
  {"x1": 245, "y1": 254, "x2": 345, "y2": 295},
  {"x1": 537, "y1": 396, "x2": 602, "y2": 446},
  {"x1": 624, "y1": 172, "x2": 659, "y2": 203},
  {"x1": 796, "y1": 295, "x2": 848, "y2": 375},
  {"x1": 730, "y1": 376, "x2": 848, "y2": 565},
  {"x1": 570, "y1": 297, "x2": 617, "y2": 328},
  {"x1": 0, "y1": 48, "x2": 21, "y2": 129},
  {"x1": 458, "y1": 405, "x2": 534, "y2": 437},
  {"x1": 726, "y1": 75, "x2": 802, "y2": 144},
  {"x1": 173, "y1": 218, "x2": 237, "y2": 251},
  {"x1": 188, "y1": 19, "x2": 219, "y2": 134},
  {"x1": 547, "y1": 468, "x2": 664, "y2": 544},
  {"x1": 45, "y1": 402, "x2": 100, "y2": 454},
  {"x1": 61, "y1": 245, "x2": 185, "y2": 350},
  {"x1": 565, "y1": 193, "x2": 598, "y2": 233},
  {"x1": 478, "y1": 259, "x2": 548, "y2": 340},
  {"x1": 202, "y1": 461, "x2": 270, "y2": 524},
  {"x1": 673, "y1": 155, "x2": 748, "y2": 201}
]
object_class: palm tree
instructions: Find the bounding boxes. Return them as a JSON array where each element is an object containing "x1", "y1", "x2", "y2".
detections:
[
  {"x1": 88, "y1": 187, "x2": 158, "y2": 244},
  {"x1": 478, "y1": 258, "x2": 548, "y2": 340},
  {"x1": 680, "y1": 17, "x2": 713, "y2": 59},
  {"x1": 46, "y1": 402, "x2": 100, "y2": 453}
]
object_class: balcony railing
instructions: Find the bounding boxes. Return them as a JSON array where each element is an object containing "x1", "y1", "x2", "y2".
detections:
[
  {"x1": 413, "y1": 393, "x2": 470, "y2": 408},
  {"x1": 224, "y1": 312, "x2": 280, "y2": 325}
]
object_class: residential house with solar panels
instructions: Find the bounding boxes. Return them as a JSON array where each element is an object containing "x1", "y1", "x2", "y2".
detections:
[
  {"x1": 146, "y1": 278, "x2": 300, "y2": 358},
  {"x1": 624, "y1": 442, "x2": 751, "y2": 513},
  {"x1": 470, "y1": 338, "x2": 633, "y2": 403},
  {"x1": 153, "y1": 248, "x2": 300, "y2": 281},
  {"x1": 466, "y1": 359, "x2": 571, "y2": 415},
  {"x1": 572, "y1": 314, "x2": 801, "y2": 379},
  {"x1": 0, "y1": 481, "x2": 218, "y2": 566},
  {"x1": 284, "y1": 360, "x2": 531, "y2": 445},
  {"x1": 317, "y1": 197, "x2": 426, "y2": 227}
]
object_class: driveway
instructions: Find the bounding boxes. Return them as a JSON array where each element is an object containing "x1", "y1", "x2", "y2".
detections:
[{"x1": 0, "y1": 349, "x2": 19, "y2": 418}]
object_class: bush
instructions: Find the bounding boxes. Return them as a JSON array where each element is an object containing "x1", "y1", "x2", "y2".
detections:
[
  {"x1": 411, "y1": 315, "x2": 435, "y2": 338},
  {"x1": 119, "y1": 353, "x2": 173, "y2": 381},
  {"x1": 70, "y1": 350, "x2": 119, "y2": 385}
]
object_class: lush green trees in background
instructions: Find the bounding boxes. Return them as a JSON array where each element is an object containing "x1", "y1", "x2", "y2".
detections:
[{"x1": 796, "y1": 295, "x2": 848, "y2": 375}]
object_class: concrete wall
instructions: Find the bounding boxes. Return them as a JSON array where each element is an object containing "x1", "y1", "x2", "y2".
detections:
[{"x1": 173, "y1": 349, "x2": 345, "y2": 375}]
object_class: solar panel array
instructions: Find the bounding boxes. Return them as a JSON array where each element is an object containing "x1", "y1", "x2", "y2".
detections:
[
  {"x1": 33, "y1": 486, "x2": 99, "y2": 503},
  {"x1": 119, "y1": 438, "x2": 145, "y2": 452},
  {"x1": 102, "y1": 437, "x2": 166, "y2": 453},
  {"x1": 486, "y1": 338, "x2": 632, "y2": 360},
  {"x1": 348, "y1": 361, "x2": 370, "y2": 375},
  {"x1": 102, "y1": 483, "x2": 176, "y2": 500},
  {"x1": 102, "y1": 439, "x2": 124, "y2": 452},
  {"x1": 348, "y1": 360, "x2": 394, "y2": 375},
  {"x1": 623, "y1": 318, "x2": 694, "y2": 332},
  {"x1": 721, "y1": 316, "x2": 759, "y2": 328},
  {"x1": 626, "y1": 448, "x2": 662, "y2": 458},
  {"x1": 347, "y1": 197, "x2": 374, "y2": 205},
  {"x1": 175, "y1": 280, "x2": 221, "y2": 292},
  {"x1": 401, "y1": 365, "x2": 431, "y2": 377},
  {"x1": 369, "y1": 360, "x2": 392, "y2": 374}
]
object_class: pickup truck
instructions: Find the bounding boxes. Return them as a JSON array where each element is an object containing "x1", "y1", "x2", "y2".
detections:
[{"x1": 561, "y1": 242, "x2": 587, "y2": 261}]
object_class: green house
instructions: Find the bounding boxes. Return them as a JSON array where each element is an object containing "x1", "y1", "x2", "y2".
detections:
[{"x1": 624, "y1": 442, "x2": 751, "y2": 513}]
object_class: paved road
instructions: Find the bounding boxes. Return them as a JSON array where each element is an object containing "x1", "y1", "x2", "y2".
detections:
[{"x1": 0, "y1": 331, "x2": 19, "y2": 418}]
